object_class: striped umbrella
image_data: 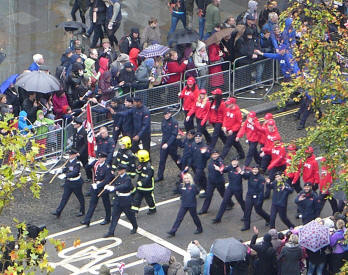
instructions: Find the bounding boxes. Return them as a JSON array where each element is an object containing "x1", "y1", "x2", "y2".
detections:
[{"x1": 139, "y1": 44, "x2": 170, "y2": 58}]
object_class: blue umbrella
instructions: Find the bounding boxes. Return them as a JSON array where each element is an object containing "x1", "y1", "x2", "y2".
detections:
[
  {"x1": 139, "y1": 44, "x2": 170, "y2": 58},
  {"x1": 0, "y1": 74, "x2": 19, "y2": 94}
]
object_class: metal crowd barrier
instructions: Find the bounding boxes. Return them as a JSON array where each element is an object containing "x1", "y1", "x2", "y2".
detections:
[{"x1": 232, "y1": 56, "x2": 275, "y2": 100}]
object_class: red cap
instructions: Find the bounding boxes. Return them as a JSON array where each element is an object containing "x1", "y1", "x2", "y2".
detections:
[
  {"x1": 187, "y1": 76, "x2": 195, "y2": 85},
  {"x1": 211, "y1": 88, "x2": 222, "y2": 95},
  {"x1": 200, "y1": 89, "x2": 207, "y2": 94},
  {"x1": 321, "y1": 157, "x2": 326, "y2": 162},
  {"x1": 305, "y1": 146, "x2": 314, "y2": 154},
  {"x1": 248, "y1": 111, "x2": 256, "y2": 118},
  {"x1": 287, "y1": 144, "x2": 296, "y2": 151},
  {"x1": 225, "y1": 97, "x2": 236, "y2": 105},
  {"x1": 264, "y1": 113, "x2": 273, "y2": 120},
  {"x1": 267, "y1": 119, "x2": 276, "y2": 126}
]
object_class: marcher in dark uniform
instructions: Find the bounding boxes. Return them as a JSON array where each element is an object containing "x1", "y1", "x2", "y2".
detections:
[
  {"x1": 51, "y1": 148, "x2": 85, "y2": 218},
  {"x1": 119, "y1": 96, "x2": 134, "y2": 137},
  {"x1": 198, "y1": 150, "x2": 232, "y2": 215},
  {"x1": 267, "y1": 173, "x2": 294, "y2": 229},
  {"x1": 155, "y1": 108, "x2": 181, "y2": 182},
  {"x1": 176, "y1": 129, "x2": 195, "y2": 171},
  {"x1": 72, "y1": 117, "x2": 89, "y2": 177},
  {"x1": 167, "y1": 173, "x2": 203, "y2": 237},
  {"x1": 132, "y1": 150, "x2": 157, "y2": 214},
  {"x1": 81, "y1": 152, "x2": 113, "y2": 227},
  {"x1": 112, "y1": 136, "x2": 136, "y2": 178},
  {"x1": 190, "y1": 132, "x2": 210, "y2": 197},
  {"x1": 103, "y1": 164, "x2": 138, "y2": 237},
  {"x1": 295, "y1": 182, "x2": 321, "y2": 225},
  {"x1": 241, "y1": 166, "x2": 270, "y2": 231},
  {"x1": 107, "y1": 97, "x2": 125, "y2": 144},
  {"x1": 212, "y1": 158, "x2": 245, "y2": 223}
]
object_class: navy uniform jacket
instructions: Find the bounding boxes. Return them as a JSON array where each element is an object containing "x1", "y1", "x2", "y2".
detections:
[
  {"x1": 179, "y1": 183, "x2": 199, "y2": 208},
  {"x1": 111, "y1": 104, "x2": 125, "y2": 129},
  {"x1": 136, "y1": 161, "x2": 154, "y2": 191},
  {"x1": 161, "y1": 117, "x2": 178, "y2": 147},
  {"x1": 295, "y1": 191, "x2": 321, "y2": 222},
  {"x1": 223, "y1": 166, "x2": 243, "y2": 192},
  {"x1": 270, "y1": 181, "x2": 293, "y2": 208},
  {"x1": 96, "y1": 136, "x2": 115, "y2": 165},
  {"x1": 93, "y1": 161, "x2": 113, "y2": 190},
  {"x1": 207, "y1": 157, "x2": 225, "y2": 184},
  {"x1": 112, "y1": 148, "x2": 136, "y2": 177},
  {"x1": 119, "y1": 105, "x2": 151, "y2": 138},
  {"x1": 63, "y1": 158, "x2": 83, "y2": 185},
  {"x1": 190, "y1": 142, "x2": 210, "y2": 169},
  {"x1": 73, "y1": 127, "x2": 88, "y2": 160},
  {"x1": 177, "y1": 137, "x2": 194, "y2": 167},
  {"x1": 242, "y1": 172, "x2": 265, "y2": 204},
  {"x1": 111, "y1": 174, "x2": 134, "y2": 207},
  {"x1": 118, "y1": 106, "x2": 133, "y2": 136}
]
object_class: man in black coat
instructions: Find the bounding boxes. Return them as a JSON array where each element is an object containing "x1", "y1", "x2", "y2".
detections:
[
  {"x1": 51, "y1": 148, "x2": 85, "y2": 218},
  {"x1": 90, "y1": 0, "x2": 107, "y2": 48},
  {"x1": 107, "y1": 97, "x2": 125, "y2": 144},
  {"x1": 72, "y1": 117, "x2": 88, "y2": 175},
  {"x1": 119, "y1": 28, "x2": 141, "y2": 55},
  {"x1": 295, "y1": 182, "x2": 321, "y2": 224},
  {"x1": 22, "y1": 92, "x2": 38, "y2": 123},
  {"x1": 103, "y1": 164, "x2": 138, "y2": 237}
]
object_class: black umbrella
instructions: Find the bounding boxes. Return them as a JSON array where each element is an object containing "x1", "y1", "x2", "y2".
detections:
[
  {"x1": 167, "y1": 29, "x2": 199, "y2": 47},
  {"x1": 16, "y1": 71, "x2": 60, "y2": 94},
  {"x1": 211, "y1": 237, "x2": 247, "y2": 262},
  {"x1": 56, "y1": 21, "x2": 88, "y2": 32}
]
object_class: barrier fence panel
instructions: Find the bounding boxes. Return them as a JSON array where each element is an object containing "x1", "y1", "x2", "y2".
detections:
[{"x1": 232, "y1": 57, "x2": 274, "y2": 100}]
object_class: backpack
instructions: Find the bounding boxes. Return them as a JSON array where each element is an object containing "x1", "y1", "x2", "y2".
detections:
[
  {"x1": 236, "y1": 11, "x2": 247, "y2": 25},
  {"x1": 186, "y1": 259, "x2": 203, "y2": 275}
]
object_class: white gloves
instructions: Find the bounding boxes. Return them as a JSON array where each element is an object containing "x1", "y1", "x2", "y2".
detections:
[
  {"x1": 56, "y1": 168, "x2": 63, "y2": 174},
  {"x1": 108, "y1": 22, "x2": 113, "y2": 30},
  {"x1": 104, "y1": 185, "x2": 115, "y2": 192},
  {"x1": 92, "y1": 183, "x2": 97, "y2": 190}
]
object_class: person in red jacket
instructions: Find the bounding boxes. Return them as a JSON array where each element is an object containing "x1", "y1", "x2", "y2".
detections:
[
  {"x1": 236, "y1": 111, "x2": 262, "y2": 168},
  {"x1": 179, "y1": 76, "x2": 200, "y2": 131},
  {"x1": 166, "y1": 50, "x2": 188, "y2": 83},
  {"x1": 202, "y1": 88, "x2": 227, "y2": 150},
  {"x1": 208, "y1": 43, "x2": 224, "y2": 88},
  {"x1": 52, "y1": 90, "x2": 69, "y2": 119},
  {"x1": 187, "y1": 89, "x2": 211, "y2": 143},
  {"x1": 221, "y1": 97, "x2": 245, "y2": 159},
  {"x1": 301, "y1": 146, "x2": 320, "y2": 191},
  {"x1": 259, "y1": 113, "x2": 277, "y2": 147},
  {"x1": 259, "y1": 119, "x2": 282, "y2": 173},
  {"x1": 284, "y1": 144, "x2": 302, "y2": 193},
  {"x1": 318, "y1": 157, "x2": 338, "y2": 214}
]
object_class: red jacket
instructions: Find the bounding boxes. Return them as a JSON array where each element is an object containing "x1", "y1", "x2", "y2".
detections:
[
  {"x1": 301, "y1": 154, "x2": 320, "y2": 184},
  {"x1": 179, "y1": 85, "x2": 200, "y2": 111},
  {"x1": 188, "y1": 98, "x2": 210, "y2": 120},
  {"x1": 319, "y1": 165, "x2": 333, "y2": 194},
  {"x1": 259, "y1": 121, "x2": 279, "y2": 145},
  {"x1": 222, "y1": 105, "x2": 242, "y2": 132},
  {"x1": 166, "y1": 61, "x2": 187, "y2": 83},
  {"x1": 52, "y1": 93, "x2": 69, "y2": 119},
  {"x1": 202, "y1": 100, "x2": 226, "y2": 125},
  {"x1": 285, "y1": 152, "x2": 301, "y2": 184},
  {"x1": 266, "y1": 143, "x2": 286, "y2": 170},
  {"x1": 237, "y1": 117, "x2": 262, "y2": 142},
  {"x1": 260, "y1": 128, "x2": 282, "y2": 154}
]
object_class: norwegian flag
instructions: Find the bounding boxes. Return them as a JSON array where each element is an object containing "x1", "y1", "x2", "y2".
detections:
[{"x1": 84, "y1": 103, "x2": 96, "y2": 157}]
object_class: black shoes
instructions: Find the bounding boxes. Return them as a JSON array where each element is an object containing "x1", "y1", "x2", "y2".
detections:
[
  {"x1": 167, "y1": 231, "x2": 175, "y2": 237},
  {"x1": 194, "y1": 229, "x2": 203, "y2": 234},
  {"x1": 51, "y1": 211, "x2": 61, "y2": 218},
  {"x1": 240, "y1": 227, "x2": 250, "y2": 231},
  {"x1": 130, "y1": 227, "x2": 138, "y2": 234},
  {"x1": 103, "y1": 232, "x2": 114, "y2": 238},
  {"x1": 80, "y1": 220, "x2": 90, "y2": 227},
  {"x1": 198, "y1": 210, "x2": 207, "y2": 215},
  {"x1": 154, "y1": 177, "x2": 163, "y2": 183},
  {"x1": 76, "y1": 211, "x2": 85, "y2": 217},
  {"x1": 147, "y1": 209, "x2": 157, "y2": 215},
  {"x1": 297, "y1": 125, "x2": 305, "y2": 130},
  {"x1": 100, "y1": 220, "x2": 110, "y2": 225},
  {"x1": 212, "y1": 218, "x2": 221, "y2": 224}
]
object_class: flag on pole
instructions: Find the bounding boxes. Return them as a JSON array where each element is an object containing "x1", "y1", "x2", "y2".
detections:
[{"x1": 84, "y1": 103, "x2": 96, "y2": 157}]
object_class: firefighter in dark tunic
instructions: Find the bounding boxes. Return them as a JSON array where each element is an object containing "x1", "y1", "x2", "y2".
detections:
[
  {"x1": 132, "y1": 150, "x2": 157, "y2": 215},
  {"x1": 51, "y1": 148, "x2": 85, "y2": 218},
  {"x1": 112, "y1": 136, "x2": 136, "y2": 178}
]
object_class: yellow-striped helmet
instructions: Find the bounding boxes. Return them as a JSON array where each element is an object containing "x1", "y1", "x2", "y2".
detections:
[
  {"x1": 137, "y1": 150, "x2": 150, "y2": 162},
  {"x1": 119, "y1": 136, "x2": 132, "y2": 149}
]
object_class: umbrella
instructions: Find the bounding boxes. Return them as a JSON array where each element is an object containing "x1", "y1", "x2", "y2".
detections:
[
  {"x1": 211, "y1": 237, "x2": 247, "y2": 262},
  {"x1": 0, "y1": 74, "x2": 19, "y2": 93},
  {"x1": 167, "y1": 29, "x2": 199, "y2": 46},
  {"x1": 204, "y1": 28, "x2": 235, "y2": 47},
  {"x1": 0, "y1": 52, "x2": 6, "y2": 65},
  {"x1": 136, "y1": 243, "x2": 171, "y2": 264},
  {"x1": 139, "y1": 44, "x2": 170, "y2": 58},
  {"x1": 299, "y1": 220, "x2": 330, "y2": 252},
  {"x1": 56, "y1": 21, "x2": 88, "y2": 32},
  {"x1": 16, "y1": 71, "x2": 60, "y2": 94}
]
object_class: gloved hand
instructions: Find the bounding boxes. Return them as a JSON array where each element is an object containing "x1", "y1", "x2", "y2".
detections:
[
  {"x1": 104, "y1": 185, "x2": 115, "y2": 192},
  {"x1": 108, "y1": 22, "x2": 113, "y2": 30},
  {"x1": 92, "y1": 183, "x2": 97, "y2": 190},
  {"x1": 56, "y1": 168, "x2": 63, "y2": 174}
]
